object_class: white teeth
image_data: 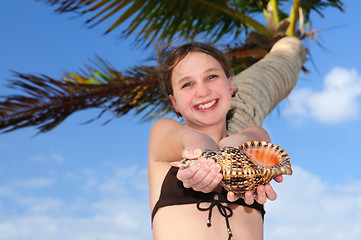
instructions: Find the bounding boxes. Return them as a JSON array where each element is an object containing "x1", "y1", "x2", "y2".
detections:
[{"x1": 197, "y1": 100, "x2": 217, "y2": 109}]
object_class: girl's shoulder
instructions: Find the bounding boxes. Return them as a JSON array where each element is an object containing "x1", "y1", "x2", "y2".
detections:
[
  {"x1": 149, "y1": 118, "x2": 185, "y2": 163},
  {"x1": 149, "y1": 118, "x2": 184, "y2": 144},
  {"x1": 151, "y1": 118, "x2": 183, "y2": 133}
]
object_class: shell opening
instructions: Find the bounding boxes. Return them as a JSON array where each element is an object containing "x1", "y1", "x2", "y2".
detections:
[{"x1": 240, "y1": 141, "x2": 290, "y2": 167}]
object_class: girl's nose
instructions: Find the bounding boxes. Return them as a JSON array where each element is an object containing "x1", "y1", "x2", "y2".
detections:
[{"x1": 195, "y1": 81, "x2": 211, "y2": 97}]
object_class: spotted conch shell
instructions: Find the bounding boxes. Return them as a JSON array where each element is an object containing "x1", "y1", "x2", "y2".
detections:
[{"x1": 171, "y1": 141, "x2": 292, "y2": 196}]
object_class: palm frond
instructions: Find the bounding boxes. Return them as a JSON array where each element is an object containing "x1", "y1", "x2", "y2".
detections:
[
  {"x1": 301, "y1": 0, "x2": 344, "y2": 22},
  {"x1": 0, "y1": 61, "x2": 169, "y2": 134},
  {"x1": 225, "y1": 18, "x2": 290, "y2": 74},
  {"x1": 43, "y1": 0, "x2": 269, "y2": 46},
  {"x1": 41, "y1": 0, "x2": 345, "y2": 48},
  {"x1": 2, "y1": 0, "x2": 345, "y2": 135}
]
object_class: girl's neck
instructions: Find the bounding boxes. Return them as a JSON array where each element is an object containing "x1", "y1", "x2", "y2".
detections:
[{"x1": 186, "y1": 121, "x2": 228, "y2": 143}]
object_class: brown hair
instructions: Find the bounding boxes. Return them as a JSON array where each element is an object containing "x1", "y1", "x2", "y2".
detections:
[
  {"x1": 158, "y1": 42, "x2": 233, "y2": 97},
  {"x1": 158, "y1": 42, "x2": 236, "y2": 127}
]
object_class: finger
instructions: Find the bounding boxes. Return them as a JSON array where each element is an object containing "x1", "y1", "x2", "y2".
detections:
[
  {"x1": 204, "y1": 168, "x2": 223, "y2": 192},
  {"x1": 274, "y1": 175, "x2": 283, "y2": 183},
  {"x1": 182, "y1": 147, "x2": 203, "y2": 159},
  {"x1": 177, "y1": 157, "x2": 205, "y2": 182},
  {"x1": 255, "y1": 185, "x2": 266, "y2": 204},
  {"x1": 265, "y1": 184, "x2": 277, "y2": 201},
  {"x1": 195, "y1": 171, "x2": 222, "y2": 193},
  {"x1": 179, "y1": 158, "x2": 215, "y2": 188},
  {"x1": 191, "y1": 160, "x2": 221, "y2": 191},
  {"x1": 244, "y1": 191, "x2": 254, "y2": 205},
  {"x1": 227, "y1": 191, "x2": 240, "y2": 202}
]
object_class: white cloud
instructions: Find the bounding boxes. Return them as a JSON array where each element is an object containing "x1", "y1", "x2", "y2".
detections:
[
  {"x1": 265, "y1": 166, "x2": 361, "y2": 240},
  {"x1": 16, "y1": 177, "x2": 54, "y2": 188},
  {"x1": 1, "y1": 165, "x2": 361, "y2": 240},
  {"x1": 0, "y1": 165, "x2": 152, "y2": 240},
  {"x1": 15, "y1": 197, "x2": 64, "y2": 214},
  {"x1": 0, "y1": 213, "x2": 151, "y2": 240},
  {"x1": 29, "y1": 152, "x2": 64, "y2": 164},
  {"x1": 283, "y1": 67, "x2": 361, "y2": 124},
  {"x1": 98, "y1": 166, "x2": 149, "y2": 195}
]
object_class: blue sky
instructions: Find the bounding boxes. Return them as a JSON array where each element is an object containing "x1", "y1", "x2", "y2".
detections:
[{"x1": 1, "y1": 1, "x2": 361, "y2": 239}]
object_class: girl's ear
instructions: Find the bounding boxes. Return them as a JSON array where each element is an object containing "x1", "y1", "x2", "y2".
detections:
[
  {"x1": 169, "y1": 94, "x2": 179, "y2": 113},
  {"x1": 228, "y1": 77, "x2": 234, "y2": 95}
]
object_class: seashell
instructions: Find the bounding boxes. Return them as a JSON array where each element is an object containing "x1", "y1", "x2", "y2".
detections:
[{"x1": 171, "y1": 141, "x2": 292, "y2": 196}]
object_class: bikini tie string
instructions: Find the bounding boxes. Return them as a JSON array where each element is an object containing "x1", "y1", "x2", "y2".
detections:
[{"x1": 197, "y1": 199, "x2": 233, "y2": 240}]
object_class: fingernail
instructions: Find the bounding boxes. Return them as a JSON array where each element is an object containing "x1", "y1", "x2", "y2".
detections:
[{"x1": 194, "y1": 148, "x2": 202, "y2": 156}]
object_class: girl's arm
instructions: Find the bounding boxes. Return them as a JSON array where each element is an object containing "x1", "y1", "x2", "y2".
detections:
[
  {"x1": 177, "y1": 126, "x2": 283, "y2": 204},
  {"x1": 149, "y1": 118, "x2": 222, "y2": 194},
  {"x1": 148, "y1": 118, "x2": 220, "y2": 208},
  {"x1": 149, "y1": 118, "x2": 218, "y2": 164},
  {"x1": 218, "y1": 126, "x2": 271, "y2": 148}
]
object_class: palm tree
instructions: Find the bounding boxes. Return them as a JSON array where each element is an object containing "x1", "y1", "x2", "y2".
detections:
[{"x1": 0, "y1": 0, "x2": 344, "y2": 134}]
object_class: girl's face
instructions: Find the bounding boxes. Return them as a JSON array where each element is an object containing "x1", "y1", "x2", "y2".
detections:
[{"x1": 169, "y1": 51, "x2": 233, "y2": 129}]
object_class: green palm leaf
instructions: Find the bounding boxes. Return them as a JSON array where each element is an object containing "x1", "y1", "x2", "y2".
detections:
[
  {"x1": 1, "y1": 0, "x2": 345, "y2": 134},
  {"x1": 44, "y1": 0, "x2": 343, "y2": 45},
  {"x1": 0, "y1": 60, "x2": 168, "y2": 133},
  {"x1": 301, "y1": 0, "x2": 343, "y2": 21},
  {"x1": 45, "y1": 0, "x2": 271, "y2": 46}
]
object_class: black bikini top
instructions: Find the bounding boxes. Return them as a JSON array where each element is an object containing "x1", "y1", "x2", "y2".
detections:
[{"x1": 151, "y1": 166, "x2": 265, "y2": 239}]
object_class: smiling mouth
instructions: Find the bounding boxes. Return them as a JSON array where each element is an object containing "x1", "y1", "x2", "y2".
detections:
[{"x1": 195, "y1": 99, "x2": 218, "y2": 110}]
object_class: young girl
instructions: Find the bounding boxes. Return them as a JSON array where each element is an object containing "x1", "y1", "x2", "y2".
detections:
[{"x1": 148, "y1": 42, "x2": 282, "y2": 240}]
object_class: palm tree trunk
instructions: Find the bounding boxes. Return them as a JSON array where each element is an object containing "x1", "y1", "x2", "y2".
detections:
[{"x1": 228, "y1": 37, "x2": 306, "y2": 134}]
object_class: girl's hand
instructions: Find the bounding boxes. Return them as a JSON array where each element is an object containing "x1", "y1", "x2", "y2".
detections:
[
  {"x1": 177, "y1": 148, "x2": 223, "y2": 193},
  {"x1": 227, "y1": 175, "x2": 283, "y2": 204}
]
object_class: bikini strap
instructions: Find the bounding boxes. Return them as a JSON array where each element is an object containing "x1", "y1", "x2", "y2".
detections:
[{"x1": 197, "y1": 199, "x2": 233, "y2": 240}]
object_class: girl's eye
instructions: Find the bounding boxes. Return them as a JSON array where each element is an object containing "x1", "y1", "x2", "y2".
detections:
[
  {"x1": 182, "y1": 83, "x2": 192, "y2": 88},
  {"x1": 208, "y1": 75, "x2": 217, "y2": 80}
]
